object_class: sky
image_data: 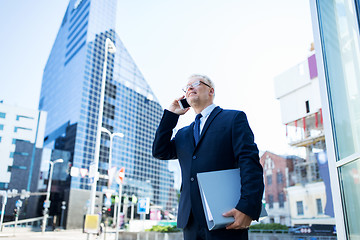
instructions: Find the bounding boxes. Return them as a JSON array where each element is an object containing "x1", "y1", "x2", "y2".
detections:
[{"x1": 0, "y1": 1, "x2": 314, "y2": 187}]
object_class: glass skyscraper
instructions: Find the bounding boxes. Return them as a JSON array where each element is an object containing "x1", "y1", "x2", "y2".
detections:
[{"x1": 39, "y1": 0, "x2": 176, "y2": 228}]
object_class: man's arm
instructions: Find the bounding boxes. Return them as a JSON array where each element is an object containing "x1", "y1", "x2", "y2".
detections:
[
  {"x1": 152, "y1": 110, "x2": 179, "y2": 160},
  {"x1": 224, "y1": 111, "x2": 264, "y2": 229},
  {"x1": 152, "y1": 97, "x2": 189, "y2": 160}
]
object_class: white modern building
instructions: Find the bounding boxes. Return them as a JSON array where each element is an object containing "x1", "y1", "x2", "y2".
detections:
[
  {"x1": 0, "y1": 103, "x2": 47, "y2": 189},
  {"x1": 274, "y1": 50, "x2": 335, "y2": 227}
]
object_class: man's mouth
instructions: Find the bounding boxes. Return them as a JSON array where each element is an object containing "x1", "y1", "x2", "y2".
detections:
[{"x1": 188, "y1": 92, "x2": 196, "y2": 96}]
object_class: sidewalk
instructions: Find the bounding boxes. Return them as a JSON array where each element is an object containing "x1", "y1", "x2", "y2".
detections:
[{"x1": 0, "y1": 228, "x2": 108, "y2": 240}]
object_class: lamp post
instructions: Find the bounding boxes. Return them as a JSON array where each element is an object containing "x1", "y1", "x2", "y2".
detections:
[
  {"x1": 101, "y1": 127, "x2": 124, "y2": 181},
  {"x1": 42, "y1": 158, "x2": 63, "y2": 233},
  {"x1": 101, "y1": 127, "x2": 124, "y2": 226},
  {"x1": 89, "y1": 38, "x2": 116, "y2": 216},
  {"x1": 0, "y1": 191, "x2": 7, "y2": 232}
]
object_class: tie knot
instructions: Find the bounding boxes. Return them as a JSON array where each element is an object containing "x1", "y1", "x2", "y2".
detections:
[{"x1": 195, "y1": 113, "x2": 202, "y2": 121}]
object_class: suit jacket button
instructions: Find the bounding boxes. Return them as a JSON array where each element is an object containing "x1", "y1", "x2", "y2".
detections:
[
  {"x1": 190, "y1": 177, "x2": 194, "y2": 182},
  {"x1": 192, "y1": 156, "x2": 197, "y2": 160}
]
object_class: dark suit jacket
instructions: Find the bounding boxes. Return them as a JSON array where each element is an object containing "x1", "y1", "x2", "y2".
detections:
[{"x1": 152, "y1": 106, "x2": 264, "y2": 229}]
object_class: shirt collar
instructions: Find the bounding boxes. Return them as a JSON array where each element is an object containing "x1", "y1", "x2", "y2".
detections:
[{"x1": 200, "y1": 104, "x2": 217, "y2": 119}]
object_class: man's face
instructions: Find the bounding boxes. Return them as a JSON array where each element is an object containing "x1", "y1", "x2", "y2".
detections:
[{"x1": 185, "y1": 77, "x2": 213, "y2": 106}]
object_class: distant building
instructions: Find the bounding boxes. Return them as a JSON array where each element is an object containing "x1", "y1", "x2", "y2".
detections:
[
  {"x1": 0, "y1": 103, "x2": 46, "y2": 190},
  {"x1": 4, "y1": 140, "x2": 71, "y2": 225},
  {"x1": 39, "y1": 0, "x2": 176, "y2": 228},
  {"x1": 260, "y1": 151, "x2": 295, "y2": 226},
  {"x1": 274, "y1": 50, "x2": 335, "y2": 226}
]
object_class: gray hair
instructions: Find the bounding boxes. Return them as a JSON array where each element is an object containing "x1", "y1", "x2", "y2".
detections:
[{"x1": 189, "y1": 74, "x2": 215, "y2": 89}]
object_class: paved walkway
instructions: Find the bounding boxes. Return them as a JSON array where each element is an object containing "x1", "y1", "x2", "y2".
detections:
[{"x1": 0, "y1": 229, "x2": 113, "y2": 240}]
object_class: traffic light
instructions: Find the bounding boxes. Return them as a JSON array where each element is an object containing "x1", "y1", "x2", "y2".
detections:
[{"x1": 13, "y1": 208, "x2": 18, "y2": 217}]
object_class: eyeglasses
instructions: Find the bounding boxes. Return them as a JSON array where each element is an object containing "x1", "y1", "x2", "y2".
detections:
[{"x1": 182, "y1": 80, "x2": 211, "y2": 93}]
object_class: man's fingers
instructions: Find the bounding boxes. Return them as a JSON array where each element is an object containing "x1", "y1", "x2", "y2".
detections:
[
  {"x1": 176, "y1": 95, "x2": 186, "y2": 101},
  {"x1": 222, "y1": 209, "x2": 235, "y2": 217},
  {"x1": 226, "y1": 223, "x2": 249, "y2": 230},
  {"x1": 223, "y1": 208, "x2": 251, "y2": 230}
]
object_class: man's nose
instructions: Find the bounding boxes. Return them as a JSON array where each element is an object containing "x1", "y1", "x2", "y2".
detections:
[{"x1": 188, "y1": 85, "x2": 194, "y2": 91}]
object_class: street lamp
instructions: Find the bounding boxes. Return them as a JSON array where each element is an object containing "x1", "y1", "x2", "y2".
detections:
[
  {"x1": 101, "y1": 127, "x2": 124, "y2": 226},
  {"x1": 42, "y1": 158, "x2": 63, "y2": 233},
  {"x1": 89, "y1": 38, "x2": 116, "y2": 215},
  {"x1": 101, "y1": 127, "x2": 124, "y2": 185}
]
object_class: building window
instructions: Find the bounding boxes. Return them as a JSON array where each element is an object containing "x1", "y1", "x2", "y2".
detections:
[
  {"x1": 13, "y1": 152, "x2": 29, "y2": 156},
  {"x1": 14, "y1": 126, "x2": 32, "y2": 132},
  {"x1": 267, "y1": 175, "x2": 272, "y2": 185},
  {"x1": 0, "y1": 182, "x2": 8, "y2": 190},
  {"x1": 0, "y1": 124, "x2": 4, "y2": 131},
  {"x1": 316, "y1": 198, "x2": 323, "y2": 214},
  {"x1": 268, "y1": 195, "x2": 274, "y2": 209},
  {"x1": 0, "y1": 112, "x2": 5, "y2": 118},
  {"x1": 279, "y1": 192, "x2": 284, "y2": 208},
  {"x1": 305, "y1": 100, "x2": 310, "y2": 113},
  {"x1": 16, "y1": 115, "x2": 34, "y2": 121},
  {"x1": 297, "y1": 201, "x2": 304, "y2": 215},
  {"x1": 277, "y1": 172, "x2": 283, "y2": 184}
]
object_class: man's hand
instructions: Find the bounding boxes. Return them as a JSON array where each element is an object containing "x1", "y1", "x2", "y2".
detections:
[
  {"x1": 222, "y1": 208, "x2": 252, "y2": 230},
  {"x1": 168, "y1": 96, "x2": 190, "y2": 115}
]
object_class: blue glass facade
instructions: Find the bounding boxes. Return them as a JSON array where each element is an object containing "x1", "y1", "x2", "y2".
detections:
[{"x1": 39, "y1": 0, "x2": 176, "y2": 219}]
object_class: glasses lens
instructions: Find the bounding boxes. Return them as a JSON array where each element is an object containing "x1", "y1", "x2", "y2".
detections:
[{"x1": 183, "y1": 81, "x2": 202, "y2": 92}]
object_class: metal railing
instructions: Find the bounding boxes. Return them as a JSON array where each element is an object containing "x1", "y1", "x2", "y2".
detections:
[{"x1": 2, "y1": 216, "x2": 53, "y2": 229}]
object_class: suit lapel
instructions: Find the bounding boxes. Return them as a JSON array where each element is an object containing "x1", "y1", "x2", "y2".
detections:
[
  {"x1": 189, "y1": 122, "x2": 196, "y2": 147},
  {"x1": 194, "y1": 106, "x2": 222, "y2": 150}
]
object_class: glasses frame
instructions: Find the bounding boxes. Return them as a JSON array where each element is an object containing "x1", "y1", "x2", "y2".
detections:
[{"x1": 182, "y1": 80, "x2": 211, "y2": 93}]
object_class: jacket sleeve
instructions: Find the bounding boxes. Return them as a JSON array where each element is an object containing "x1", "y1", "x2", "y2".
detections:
[
  {"x1": 232, "y1": 111, "x2": 264, "y2": 220},
  {"x1": 152, "y1": 110, "x2": 179, "y2": 160}
]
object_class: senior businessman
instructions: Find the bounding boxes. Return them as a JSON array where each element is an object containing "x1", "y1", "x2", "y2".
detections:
[{"x1": 152, "y1": 74, "x2": 264, "y2": 240}]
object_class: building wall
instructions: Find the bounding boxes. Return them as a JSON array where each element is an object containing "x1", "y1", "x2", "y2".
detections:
[
  {"x1": 4, "y1": 141, "x2": 72, "y2": 223},
  {"x1": 274, "y1": 54, "x2": 322, "y2": 125},
  {"x1": 286, "y1": 182, "x2": 334, "y2": 226},
  {"x1": 0, "y1": 103, "x2": 46, "y2": 186},
  {"x1": 66, "y1": 188, "x2": 97, "y2": 229},
  {"x1": 260, "y1": 151, "x2": 294, "y2": 226},
  {"x1": 5, "y1": 141, "x2": 43, "y2": 220}
]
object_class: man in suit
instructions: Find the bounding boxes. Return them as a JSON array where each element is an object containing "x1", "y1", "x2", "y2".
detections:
[{"x1": 152, "y1": 74, "x2": 264, "y2": 240}]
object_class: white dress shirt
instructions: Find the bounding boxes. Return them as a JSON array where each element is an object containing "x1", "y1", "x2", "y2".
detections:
[{"x1": 197, "y1": 103, "x2": 217, "y2": 134}]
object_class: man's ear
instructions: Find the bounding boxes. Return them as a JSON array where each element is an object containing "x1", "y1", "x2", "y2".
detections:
[{"x1": 209, "y1": 88, "x2": 215, "y2": 96}]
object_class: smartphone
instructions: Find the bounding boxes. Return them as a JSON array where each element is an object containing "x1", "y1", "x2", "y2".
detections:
[{"x1": 178, "y1": 98, "x2": 190, "y2": 109}]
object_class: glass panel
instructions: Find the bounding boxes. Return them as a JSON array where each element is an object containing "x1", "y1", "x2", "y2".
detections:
[
  {"x1": 339, "y1": 159, "x2": 360, "y2": 238},
  {"x1": 318, "y1": 0, "x2": 360, "y2": 160}
]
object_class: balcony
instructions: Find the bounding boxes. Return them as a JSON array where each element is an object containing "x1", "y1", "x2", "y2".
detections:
[{"x1": 286, "y1": 110, "x2": 324, "y2": 147}]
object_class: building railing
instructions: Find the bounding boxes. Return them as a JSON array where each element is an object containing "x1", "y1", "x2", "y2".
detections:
[{"x1": 285, "y1": 110, "x2": 324, "y2": 147}]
